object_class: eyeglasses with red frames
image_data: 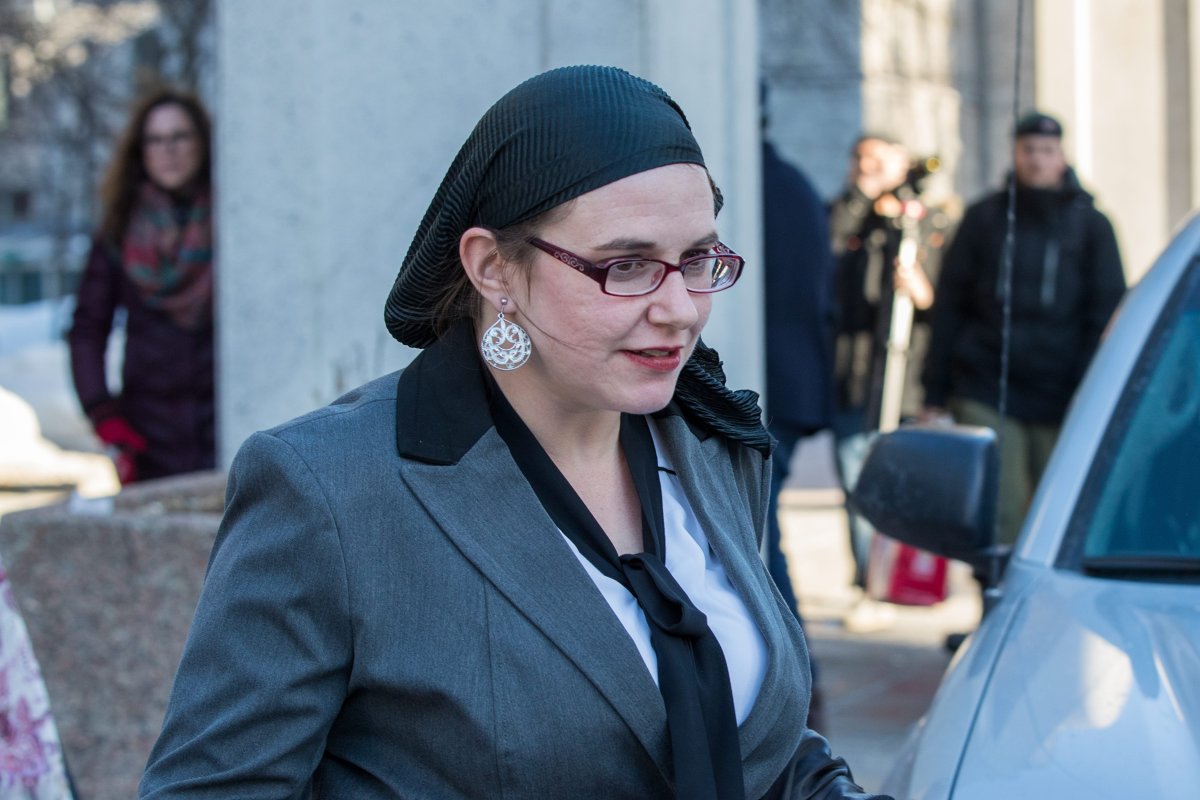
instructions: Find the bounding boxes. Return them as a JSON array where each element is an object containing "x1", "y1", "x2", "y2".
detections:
[{"x1": 526, "y1": 238, "x2": 744, "y2": 297}]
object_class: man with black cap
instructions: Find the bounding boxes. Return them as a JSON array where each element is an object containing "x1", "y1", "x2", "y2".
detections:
[{"x1": 921, "y1": 111, "x2": 1126, "y2": 548}]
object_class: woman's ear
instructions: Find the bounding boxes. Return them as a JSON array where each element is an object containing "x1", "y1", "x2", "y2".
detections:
[{"x1": 459, "y1": 227, "x2": 508, "y2": 311}]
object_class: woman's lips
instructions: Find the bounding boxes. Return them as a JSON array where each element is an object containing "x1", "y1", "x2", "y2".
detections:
[{"x1": 623, "y1": 347, "x2": 683, "y2": 372}]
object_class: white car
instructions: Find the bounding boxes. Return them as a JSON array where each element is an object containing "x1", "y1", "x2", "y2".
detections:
[{"x1": 853, "y1": 212, "x2": 1200, "y2": 799}]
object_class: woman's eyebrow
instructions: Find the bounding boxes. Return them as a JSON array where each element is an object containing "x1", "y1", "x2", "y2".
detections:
[
  {"x1": 593, "y1": 233, "x2": 720, "y2": 252},
  {"x1": 593, "y1": 237, "x2": 655, "y2": 251}
]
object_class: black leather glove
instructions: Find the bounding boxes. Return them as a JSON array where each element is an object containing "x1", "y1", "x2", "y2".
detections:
[{"x1": 762, "y1": 729, "x2": 895, "y2": 800}]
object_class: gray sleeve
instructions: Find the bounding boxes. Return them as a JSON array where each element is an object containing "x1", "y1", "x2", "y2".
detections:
[{"x1": 140, "y1": 431, "x2": 352, "y2": 798}]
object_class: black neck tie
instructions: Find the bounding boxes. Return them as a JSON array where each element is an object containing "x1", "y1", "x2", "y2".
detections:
[{"x1": 489, "y1": 387, "x2": 745, "y2": 800}]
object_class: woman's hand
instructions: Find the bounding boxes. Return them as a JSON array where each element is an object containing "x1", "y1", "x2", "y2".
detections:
[
  {"x1": 95, "y1": 417, "x2": 147, "y2": 484},
  {"x1": 95, "y1": 417, "x2": 147, "y2": 453}
]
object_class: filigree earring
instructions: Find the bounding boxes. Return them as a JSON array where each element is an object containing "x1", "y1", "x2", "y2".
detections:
[{"x1": 480, "y1": 298, "x2": 531, "y2": 371}]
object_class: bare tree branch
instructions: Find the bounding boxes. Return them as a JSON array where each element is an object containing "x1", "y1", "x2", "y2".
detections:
[{"x1": 0, "y1": 1, "x2": 213, "y2": 299}]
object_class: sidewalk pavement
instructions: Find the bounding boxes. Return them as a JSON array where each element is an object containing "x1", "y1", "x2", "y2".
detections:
[{"x1": 778, "y1": 433, "x2": 982, "y2": 794}]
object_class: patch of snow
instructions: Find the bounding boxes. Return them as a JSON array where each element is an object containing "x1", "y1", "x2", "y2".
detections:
[
  {"x1": 0, "y1": 298, "x2": 72, "y2": 358},
  {"x1": 0, "y1": 299, "x2": 123, "y2": 452}
]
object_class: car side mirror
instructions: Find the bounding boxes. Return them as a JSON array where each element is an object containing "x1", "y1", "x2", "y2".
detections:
[{"x1": 850, "y1": 425, "x2": 999, "y2": 571}]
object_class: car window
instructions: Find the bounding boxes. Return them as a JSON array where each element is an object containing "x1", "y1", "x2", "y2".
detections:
[{"x1": 1060, "y1": 256, "x2": 1200, "y2": 579}]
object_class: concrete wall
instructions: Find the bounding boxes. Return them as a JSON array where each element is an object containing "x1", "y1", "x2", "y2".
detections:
[
  {"x1": 216, "y1": 0, "x2": 1199, "y2": 461},
  {"x1": 761, "y1": 0, "x2": 963, "y2": 206},
  {"x1": 1036, "y1": 0, "x2": 1199, "y2": 281},
  {"x1": 215, "y1": 0, "x2": 762, "y2": 462},
  {"x1": 759, "y1": 0, "x2": 863, "y2": 199},
  {"x1": 859, "y1": 0, "x2": 961, "y2": 207},
  {"x1": 951, "y1": 0, "x2": 1036, "y2": 204},
  {"x1": 791, "y1": 0, "x2": 1200, "y2": 284},
  {"x1": 1193, "y1": 0, "x2": 1200, "y2": 216}
]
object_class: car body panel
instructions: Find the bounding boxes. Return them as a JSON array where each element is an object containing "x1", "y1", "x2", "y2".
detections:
[
  {"x1": 883, "y1": 578, "x2": 1031, "y2": 800},
  {"x1": 953, "y1": 564, "x2": 1200, "y2": 798},
  {"x1": 880, "y1": 211, "x2": 1200, "y2": 798}
]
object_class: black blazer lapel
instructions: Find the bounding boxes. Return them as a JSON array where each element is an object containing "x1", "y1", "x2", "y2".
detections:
[{"x1": 653, "y1": 415, "x2": 809, "y2": 798}]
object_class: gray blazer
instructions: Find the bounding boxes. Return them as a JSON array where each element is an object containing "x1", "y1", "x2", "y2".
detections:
[{"x1": 141, "y1": 328, "x2": 850, "y2": 799}]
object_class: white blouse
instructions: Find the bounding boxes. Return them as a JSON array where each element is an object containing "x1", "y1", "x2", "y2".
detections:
[{"x1": 561, "y1": 418, "x2": 768, "y2": 724}]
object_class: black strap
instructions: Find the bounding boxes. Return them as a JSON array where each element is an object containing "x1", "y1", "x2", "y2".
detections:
[{"x1": 489, "y1": 387, "x2": 744, "y2": 800}]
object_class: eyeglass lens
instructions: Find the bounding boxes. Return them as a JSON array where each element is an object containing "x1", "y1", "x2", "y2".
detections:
[{"x1": 605, "y1": 255, "x2": 739, "y2": 296}]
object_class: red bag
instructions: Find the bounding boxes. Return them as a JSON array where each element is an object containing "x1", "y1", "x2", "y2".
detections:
[{"x1": 866, "y1": 534, "x2": 949, "y2": 606}]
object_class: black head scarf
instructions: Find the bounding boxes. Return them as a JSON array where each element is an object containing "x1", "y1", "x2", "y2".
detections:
[{"x1": 383, "y1": 64, "x2": 770, "y2": 453}]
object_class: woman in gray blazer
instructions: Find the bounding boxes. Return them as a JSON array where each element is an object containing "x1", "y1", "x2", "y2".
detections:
[{"x1": 141, "y1": 65, "x2": 890, "y2": 800}]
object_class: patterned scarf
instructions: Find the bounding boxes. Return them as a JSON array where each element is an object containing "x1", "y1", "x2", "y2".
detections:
[{"x1": 121, "y1": 181, "x2": 214, "y2": 330}]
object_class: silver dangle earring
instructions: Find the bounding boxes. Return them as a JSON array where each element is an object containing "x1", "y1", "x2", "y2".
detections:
[{"x1": 480, "y1": 298, "x2": 531, "y2": 371}]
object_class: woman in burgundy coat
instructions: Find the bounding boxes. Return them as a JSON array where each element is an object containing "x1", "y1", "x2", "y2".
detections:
[{"x1": 68, "y1": 88, "x2": 215, "y2": 483}]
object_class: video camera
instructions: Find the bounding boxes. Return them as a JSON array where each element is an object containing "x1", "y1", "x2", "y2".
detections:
[{"x1": 899, "y1": 155, "x2": 942, "y2": 197}]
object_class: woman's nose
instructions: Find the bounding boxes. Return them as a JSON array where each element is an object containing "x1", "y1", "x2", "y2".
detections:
[{"x1": 646, "y1": 271, "x2": 701, "y2": 328}]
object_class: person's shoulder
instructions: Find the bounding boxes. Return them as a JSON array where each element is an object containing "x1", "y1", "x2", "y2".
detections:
[
  {"x1": 259, "y1": 371, "x2": 402, "y2": 450},
  {"x1": 827, "y1": 189, "x2": 870, "y2": 229},
  {"x1": 828, "y1": 187, "x2": 859, "y2": 210},
  {"x1": 84, "y1": 232, "x2": 119, "y2": 266},
  {"x1": 952, "y1": 191, "x2": 1005, "y2": 233},
  {"x1": 1075, "y1": 193, "x2": 1114, "y2": 224},
  {"x1": 966, "y1": 188, "x2": 1007, "y2": 214},
  {"x1": 1059, "y1": 181, "x2": 1117, "y2": 234},
  {"x1": 228, "y1": 371, "x2": 406, "y2": 494}
]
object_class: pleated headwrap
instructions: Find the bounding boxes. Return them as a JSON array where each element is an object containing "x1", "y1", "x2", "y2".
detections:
[{"x1": 383, "y1": 64, "x2": 770, "y2": 454}]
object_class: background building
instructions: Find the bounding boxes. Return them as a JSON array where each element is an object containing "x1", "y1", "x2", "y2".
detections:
[
  {"x1": 212, "y1": 0, "x2": 762, "y2": 458},
  {"x1": 1, "y1": 0, "x2": 1197, "y2": 463},
  {"x1": 0, "y1": 0, "x2": 211, "y2": 304}
]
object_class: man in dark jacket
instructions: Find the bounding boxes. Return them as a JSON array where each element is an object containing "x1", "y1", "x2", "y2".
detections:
[
  {"x1": 761, "y1": 137, "x2": 835, "y2": 622},
  {"x1": 760, "y1": 131, "x2": 836, "y2": 728},
  {"x1": 922, "y1": 111, "x2": 1126, "y2": 546}
]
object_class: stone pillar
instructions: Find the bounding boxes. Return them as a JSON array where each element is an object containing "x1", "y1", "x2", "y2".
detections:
[
  {"x1": 951, "y1": 0, "x2": 1036, "y2": 203},
  {"x1": 1035, "y1": 0, "x2": 1193, "y2": 280},
  {"x1": 1192, "y1": 0, "x2": 1200, "y2": 214},
  {"x1": 639, "y1": 1, "x2": 763, "y2": 376},
  {"x1": 1169, "y1": 0, "x2": 1199, "y2": 230},
  {"x1": 760, "y1": 0, "x2": 864, "y2": 199},
  {"x1": 761, "y1": 0, "x2": 964, "y2": 204},
  {"x1": 215, "y1": 0, "x2": 762, "y2": 462}
]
